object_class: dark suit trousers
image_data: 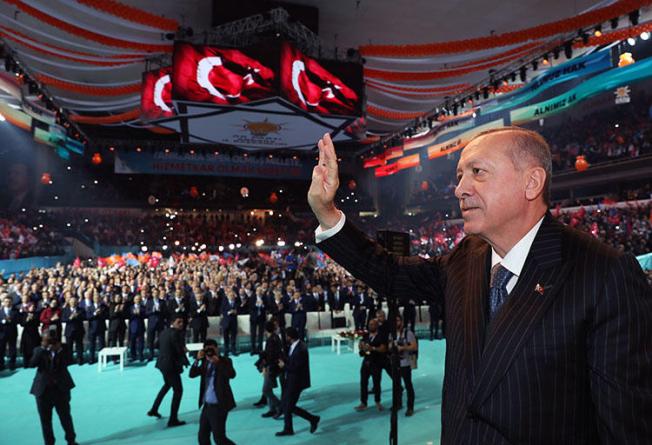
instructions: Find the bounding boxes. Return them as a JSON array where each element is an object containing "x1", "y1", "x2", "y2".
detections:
[
  {"x1": 192, "y1": 326, "x2": 207, "y2": 344},
  {"x1": 282, "y1": 386, "x2": 317, "y2": 432},
  {"x1": 35, "y1": 386, "x2": 76, "y2": 445},
  {"x1": 0, "y1": 334, "x2": 17, "y2": 368},
  {"x1": 151, "y1": 370, "x2": 183, "y2": 420},
  {"x1": 223, "y1": 325, "x2": 237, "y2": 355},
  {"x1": 249, "y1": 317, "x2": 265, "y2": 353},
  {"x1": 147, "y1": 327, "x2": 162, "y2": 358},
  {"x1": 353, "y1": 309, "x2": 367, "y2": 331},
  {"x1": 129, "y1": 332, "x2": 144, "y2": 360},
  {"x1": 65, "y1": 332, "x2": 84, "y2": 364},
  {"x1": 88, "y1": 330, "x2": 105, "y2": 362},
  {"x1": 198, "y1": 403, "x2": 235, "y2": 445},
  {"x1": 360, "y1": 360, "x2": 382, "y2": 404}
]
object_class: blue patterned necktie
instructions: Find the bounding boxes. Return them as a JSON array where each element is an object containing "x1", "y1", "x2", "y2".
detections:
[{"x1": 489, "y1": 264, "x2": 514, "y2": 320}]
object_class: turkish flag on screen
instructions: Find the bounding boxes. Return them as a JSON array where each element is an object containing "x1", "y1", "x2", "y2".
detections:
[
  {"x1": 141, "y1": 66, "x2": 174, "y2": 120},
  {"x1": 280, "y1": 42, "x2": 359, "y2": 115},
  {"x1": 172, "y1": 42, "x2": 275, "y2": 104}
]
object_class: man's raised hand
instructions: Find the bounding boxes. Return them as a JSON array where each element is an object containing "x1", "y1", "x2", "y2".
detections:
[{"x1": 307, "y1": 133, "x2": 341, "y2": 229}]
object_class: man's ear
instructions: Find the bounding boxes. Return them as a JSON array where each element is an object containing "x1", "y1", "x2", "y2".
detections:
[{"x1": 524, "y1": 166, "x2": 547, "y2": 201}]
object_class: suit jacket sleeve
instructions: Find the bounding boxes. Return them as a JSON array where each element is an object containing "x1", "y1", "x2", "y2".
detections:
[
  {"x1": 588, "y1": 253, "x2": 652, "y2": 443},
  {"x1": 318, "y1": 220, "x2": 446, "y2": 306}
]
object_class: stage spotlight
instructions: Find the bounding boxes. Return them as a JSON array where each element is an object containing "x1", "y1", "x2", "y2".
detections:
[
  {"x1": 532, "y1": 60, "x2": 539, "y2": 71},
  {"x1": 627, "y1": 37, "x2": 636, "y2": 46},
  {"x1": 510, "y1": 72, "x2": 517, "y2": 82},
  {"x1": 519, "y1": 66, "x2": 527, "y2": 82},
  {"x1": 553, "y1": 47, "x2": 560, "y2": 60},
  {"x1": 594, "y1": 25, "x2": 602, "y2": 37},
  {"x1": 564, "y1": 42, "x2": 573, "y2": 59},
  {"x1": 641, "y1": 32, "x2": 651, "y2": 41},
  {"x1": 483, "y1": 87, "x2": 489, "y2": 99}
]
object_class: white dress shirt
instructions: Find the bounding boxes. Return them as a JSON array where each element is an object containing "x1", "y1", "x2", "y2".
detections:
[{"x1": 491, "y1": 216, "x2": 544, "y2": 294}]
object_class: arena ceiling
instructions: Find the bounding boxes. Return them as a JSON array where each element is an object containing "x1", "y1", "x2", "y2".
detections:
[{"x1": 0, "y1": 0, "x2": 646, "y2": 140}]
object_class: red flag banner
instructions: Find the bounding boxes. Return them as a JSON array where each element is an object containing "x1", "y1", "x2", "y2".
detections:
[
  {"x1": 280, "y1": 42, "x2": 359, "y2": 115},
  {"x1": 173, "y1": 42, "x2": 275, "y2": 105},
  {"x1": 141, "y1": 66, "x2": 174, "y2": 120}
]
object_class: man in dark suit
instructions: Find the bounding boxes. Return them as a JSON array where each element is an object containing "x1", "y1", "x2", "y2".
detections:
[
  {"x1": 189, "y1": 339, "x2": 236, "y2": 445},
  {"x1": 62, "y1": 297, "x2": 84, "y2": 365},
  {"x1": 145, "y1": 289, "x2": 167, "y2": 360},
  {"x1": 275, "y1": 327, "x2": 320, "y2": 436},
  {"x1": 308, "y1": 129, "x2": 652, "y2": 444},
  {"x1": 84, "y1": 294, "x2": 107, "y2": 364},
  {"x1": 220, "y1": 290, "x2": 239, "y2": 356},
  {"x1": 0, "y1": 294, "x2": 19, "y2": 370},
  {"x1": 189, "y1": 292, "x2": 209, "y2": 344},
  {"x1": 289, "y1": 291, "x2": 307, "y2": 341},
  {"x1": 260, "y1": 320, "x2": 284, "y2": 417},
  {"x1": 249, "y1": 288, "x2": 267, "y2": 355},
  {"x1": 148, "y1": 316, "x2": 189, "y2": 427},
  {"x1": 127, "y1": 295, "x2": 146, "y2": 362},
  {"x1": 351, "y1": 286, "x2": 370, "y2": 331},
  {"x1": 30, "y1": 332, "x2": 78, "y2": 445}
]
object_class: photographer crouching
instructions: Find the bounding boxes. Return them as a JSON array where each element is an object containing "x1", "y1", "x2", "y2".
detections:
[{"x1": 189, "y1": 339, "x2": 237, "y2": 445}]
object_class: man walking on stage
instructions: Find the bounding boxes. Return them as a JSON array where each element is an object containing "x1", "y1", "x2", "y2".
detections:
[{"x1": 148, "y1": 315, "x2": 189, "y2": 427}]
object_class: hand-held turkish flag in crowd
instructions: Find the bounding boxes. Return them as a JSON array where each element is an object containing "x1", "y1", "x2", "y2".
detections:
[
  {"x1": 172, "y1": 42, "x2": 275, "y2": 104},
  {"x1": 280, "y1": 42, "x2": 359, "y2": 115},
  {"x1": 141, "y1": 66, "x2": 175, "y2": 120}
]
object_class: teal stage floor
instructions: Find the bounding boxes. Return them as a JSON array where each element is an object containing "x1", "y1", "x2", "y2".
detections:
[{"x1": 0, "y1": 341, "x2": 446, "y2": 445}]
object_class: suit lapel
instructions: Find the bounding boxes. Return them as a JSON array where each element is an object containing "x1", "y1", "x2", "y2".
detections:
[
  {"x1": 463, "y1": 242, "x2": 491, "y2": 388},
  {"x1": 470, "y1": 214, "x2": 572, "y2": 407}
]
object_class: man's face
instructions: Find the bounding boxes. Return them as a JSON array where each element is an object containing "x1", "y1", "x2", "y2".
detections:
[
  {"x1": 455, "y1": 134, "x2": 525, "y2": 241},
  {"x1": 172, "y1": 318, "x2": 184, "y2": 330}
]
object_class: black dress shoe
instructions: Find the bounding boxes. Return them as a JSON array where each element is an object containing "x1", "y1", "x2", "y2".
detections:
[
  {"x1": 273, "y1": 412, "x2": 283, "y2": 420},
  {"x1": 261, "y1": 410, "x2": 276, "y2": 418},
  {"x1": 147, "y1": 410, "x2": 162, "y2": 419},
  {"x1": 167, "y1": 419, "x2": 186, "y2": 427},
  {"x1": 253, "y1": 397, "x2": 267, "y2": 407},
  {"x1": 310, "y1": 416, "x2": 320, "y2": 433},
  {"x1": 275, "y1": 430, "x2": 294, "y2": 436}
]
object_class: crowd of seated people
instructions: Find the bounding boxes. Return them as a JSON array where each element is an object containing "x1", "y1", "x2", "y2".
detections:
[
  {"x1": 0, "y1": 212, "x2": 68, "y2": 260},
  {"x1": 538, "y1": 100, "x2": 652, "y2": 172}
]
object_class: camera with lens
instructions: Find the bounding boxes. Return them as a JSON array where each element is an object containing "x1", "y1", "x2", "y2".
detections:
[{"x1": 204, "y1": 347, "x2": 216, "y2": 358}]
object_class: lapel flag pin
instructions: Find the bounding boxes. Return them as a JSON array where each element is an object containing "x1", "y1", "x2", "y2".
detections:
[{"x1": 535, "y1": 283, "x2": 545, "y2": 295}]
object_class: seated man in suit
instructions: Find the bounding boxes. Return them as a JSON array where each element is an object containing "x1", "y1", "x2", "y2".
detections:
[
  {"x1": 148, "y1": 315, "x2": 189, "y2": 427},
  {"x1": 189, "y1": 339, "x2": 236, "y2": 445},
  {"x1": 308, "y1": 130, "x2": 652, "y2": 444},
  {"x1": 275, "y1": 327, "x2": 320, "y2": 437},
  {"x1": 30, "y1": 331, "x2": 78, "y2": 445}
]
